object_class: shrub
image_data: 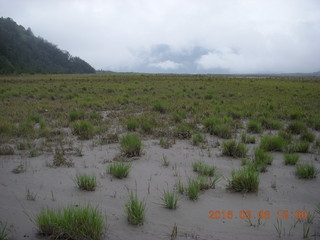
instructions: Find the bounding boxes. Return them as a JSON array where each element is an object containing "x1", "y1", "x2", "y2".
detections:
[
  {"x1": 284, "y1": 153, "x2": 299, "y2": 165},
  {"x1": 300, "y1": 130, "x2": 315, "y2": 143},
  {"x1": 120, "y1": 133, "x2": 142, "y2": 157},
  {"x1": 287, "y1": 121, "x2": 307, "y2": 134},
  {"x1": 192, "y1": 133, "x2": 204, "y2": 146},
  {"x1": 69, "y1": 110, "x2": 85, "y2": 122},
  {"x1": 125, "y1": 191, "x2": 146, "y2": 225},
  {"x1": 126, "y1": 119, "x2": 138, "y2": 131},
  {"x1": 260, "y1": 136, "x2": 286, "y2": 151},
  {"x1": 108, "y1": 162, "x2": 131, "y2": 179},
  {"x1": 247, "y1": 120, "x2": 262, "y2": 133},
  {"x1": 187, "y1": 179, "x2": 200, "y2": 200},
  {"x1": 36, "y1": 205, "x2": 105, "y2": 240},
  {"x1": 192, "y1": 161, "x2": 215, "y2": 176},
  {"x1": 228, "y1": 166, "x2": 259, "y2": 193},
  {"x1": 161, "y1": 189, "x2": 179, "y2": 209},
  {"x1": 75, "y1": 174, "x2": 96, "y2": 191},
  {"x1": 0, "y1": 144, "x2": 14, "y2": 155},
  {"x1": 296, "y1": 163, "x2": 318, "y2": 179},
  {"x1": 72, "y1": 120, "x2": 94, "y2": 139},
  {"x1": 241, "y1": 131, "x2": 256, "y2": 144},
  {"x1": 174, "y1": 124, "x2": 192, "y2": 139},
  {"x1": 222, "y1": 140, "x2": 248, "y2": 158}
]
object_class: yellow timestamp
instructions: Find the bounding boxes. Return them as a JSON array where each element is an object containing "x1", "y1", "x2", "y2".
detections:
[{"x1": 208, "y1": 210, "x2": 308, "y2": 220}]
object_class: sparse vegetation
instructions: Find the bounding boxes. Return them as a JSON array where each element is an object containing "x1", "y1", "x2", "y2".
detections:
[
  {"x1": 75, "y1": 174, "x2": 97, "y2": 191},
  {"x1": 161, "y1": 189, "x2": 179, "y2": 209},
  {"x1": 241, "y1": 131, "x2": 256, "y2": 144},
  {"x1": 0, "y1": 144, "x2": 14, "y2": 155},
  {"x1": 192, "y1": 160, "x2": 215, "y2": 176},
  {"x1": 192, "y1": 133, "x2": 205, "y2": 146},
  {"x1": 187, "y1": 178, "x2": 201, "y2": 200},
  {"x1": 126, "y1": 118, "x2": 138, "y2": 131},
  {"x1": 36, "y1": 205, "x2": 105, "y2": 240},
  {"x1": 108, "y1": 161, "x2": 131, "y2": 179},
  {"x1": 260, "y1": 136, "x2": 286, "y2": 152},
  {"x1": 247, "y1": 120, "x2": 262, "y2": 133},
  {"x1": 287, "y1": 121, "x2": 307, "y2": 134},
  {"x1": 222, "y1": 140, "x2": 248, "y2": 158},
  {"x1": 72, "y1": 120, "x2": 94, "y2": 139}
]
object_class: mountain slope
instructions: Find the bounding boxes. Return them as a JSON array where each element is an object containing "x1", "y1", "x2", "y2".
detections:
[{"x1": 0, "y1": 17, "x2": 95, "y2": 74}]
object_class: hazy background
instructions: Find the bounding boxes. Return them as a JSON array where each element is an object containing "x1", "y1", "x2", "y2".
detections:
[{"x1": 1, "y1": 0, "x2": 319, "y2": 74}]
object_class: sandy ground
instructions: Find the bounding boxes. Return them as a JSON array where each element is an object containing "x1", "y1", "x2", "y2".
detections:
[{"x1": 1, "y1": 133, "x2": 320, "y2": 240}]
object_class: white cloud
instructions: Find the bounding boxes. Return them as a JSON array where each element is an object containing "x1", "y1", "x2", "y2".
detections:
[{"x1": 150, "y1": 60, "x2": 182, "y2": 70}]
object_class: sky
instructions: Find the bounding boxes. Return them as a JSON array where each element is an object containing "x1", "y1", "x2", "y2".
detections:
[{"x1": 1, "y1": 0, "x2": 320, "y2": 74}]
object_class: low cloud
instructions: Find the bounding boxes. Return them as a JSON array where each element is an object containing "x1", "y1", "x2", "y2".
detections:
[{"x1": 149, "y1": 60, "x2": 182, "y2": 70}]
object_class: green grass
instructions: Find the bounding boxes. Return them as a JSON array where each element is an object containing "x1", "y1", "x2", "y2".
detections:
[
  {"x1": 222, "y1": 140, "x2": 248, "y2": 158},
  {"x1": 108, "y1": 162, "x2": 131, "y2": 179},
  {"x1": 287, "y1": 121, "x2": 307, "y2": 134},
  {"x1": 161, "y1": 189, "x2": 179, "y2": 209},
  {"x1": 36, "y1": 205, "x2": 105, "y2": 240},
  {"x1": 296, "y1": 163, "x2": 318, "y2": 179},
  {"x1": 69, "y1": 110, "x2": 85, "y2": 122},
  {"x1": 204, "y1": 117, "x2": 233, "y2": 139},
  {"x1": 72, "y1": 120, "x2": 94, "y2": 139},
  {"x1": 300, "y1": 130, "x2": 315, "y2": 143},
  {"x1": 258, "y1": 117, "x2": 283, "y2": 130},
  {"x1": 285, "y1": 141, "x2": 310, "y2": 153},
  {"x1": 284, "y1": 153, "x2": 299, "y2": 165},
  {"x1": 228, "y1": 166, "x2": 259, "y2": 193},
  {"x1": 75, "y1": 174, "x2": 97, "y2": 191},
  {"x1": 174, "y1": 123, "x2": 193, "y2": 139},
  {"x1": 241, "y1": 131, "x2": 256, "y2": 144},
  {"x1": 247, "y1": 120, "x2": 262, "y2": 133},
  {"x1": 153, "y1": 100, "x2": 166, "y2": 113},
  {"x1": 255, "y1": 148, "x2": 273, "y2": 165},
  {"x1": 125, "y1": 191, "x2": 146, "y2": 225},
  {"x1": 126, "y1": 118, "x2": 138, "y2": 131},
  {"x1": 192, "y1": 133, "x2": 204, "y2": 146},
  {"x1": 192, "y1": 160, "x2": 215, "y2": 176},
  {"x1": 0, "y1": 221, "x2": 10, "y2": 240},
  {"x1": 260, "y1": 136, "x2": 286, "y2": 152},
  {"x1": 0, "y1": 144, "x2": 14, "y2": 155},
  {"x1": 187, "y1": 178, "x2": 201, "y2": 200},
  {"x1": 120, "y1": 133, "x2": 142, "y2": 157},
  {"x1": 140, "y1": 119, "x2": 153, "y2": 134}
]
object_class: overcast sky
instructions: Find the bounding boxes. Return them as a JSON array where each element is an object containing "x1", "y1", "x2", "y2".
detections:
[{"x1": 1, "y1": 0, "x2": 320, "y2": 74}]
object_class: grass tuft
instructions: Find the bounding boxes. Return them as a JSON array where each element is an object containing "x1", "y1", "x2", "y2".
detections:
[
  {"x1": 120, "y1": 133, "x2": 142, "y2": 157},
  {"x1": 260, "y1": 136, "x2": 286, "y2": 152},
  {"x1": 161, "y1": 189, "x2": 179, "y2": 209},
  {"x1": 247, "y1": 120, "x2": 262, "y2": 133},
  {"x1": 126, "y1": 119, "x2": 138, "y2": 131},
  {"x1": 192, "y1": 133, "x2": 205, "y2": 146},
  {"x1": 75, "y1": 174, "x2": 97, "y2": 191},
  {"x1": 192, "y1": 161, "x2": 215, "y2": 176},
  {"x1": 228, "y1": 166, "x2": 259, "y2": 193},
  {"x1": 241, "y1": 131, "x2": 256, "y2": 144},
  {"x1": 108, "y1": 162, "x2": 131, "y2": 179},
  {"x1": 125, "y1": 191, "x2": 146, "y2": 225},
  {"x1": 36, "y1": 205, "x2": 105, "y2": 240},
  {"x1": 287, "y1": 121, "x2": 307, "y2": 134},
  {"x1": 222, "y1": 140, "x2": 247, "y2": 158},
  {"x1": 296, "y1": 163, "x2": 318, "y2": 179},
  {"x1": 284, "y1": 153, "x2": 299, "y2": 165},
  {"x1": 187, "y1": 178, "x2": 201, "y2": 200},
  {"x1": 72, "y1": 120, "x2": 94, "y2": 139}
]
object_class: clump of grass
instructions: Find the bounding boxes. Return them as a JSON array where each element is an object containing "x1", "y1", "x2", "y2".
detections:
[
  {"x1": 228, "y1": 166, "x2": 259, "y2": 193},
  {"x1": 161, "y1": 189, "x2": 179, "y2": 209},
  {"x1": 247, "y1": 120, "x2": 262, "y2": 133},
  {"x1": 126, "y1": 119, "x2": 138, "y2": 131},
  {"x1": 153, "y1": 100, "x2": 166, "y2": 113},
  {"x1": 172, "y1": 110, "x2": 186, "y2": 123},
  {"x1": 75, "y1": 174, "x2": 97, "y2": 191},
  {"x1": 176, "y1": 179, "x2": 184, "y2": 194},
  {"x1": 241, "y1": 158, "x2": 249, "y2": 166},
  {"x1": 174, "y1": 124, "x2": 193, "y2": 139},
  {"x1": 69, "y1": 110, "x2": 85, "y2": 122},
  {"x1": 258, "y1": 117, "x2": 283, "y2": 130},
  {"x1": 204, "y1": 117, "x2": 232, "y2": 139},
  {"x1": 296, "y1": 163, "x2": 318, "y2": 179},
  {"x1": 196, "y1": 175, "x2": 221, "y2": 190},
  {"x1": 255, "y1": 148, "x2": 273, "y2": 165},
  {"x1": 300, "y1": 130, "x2": 315, "y2": 143},
  {"x1": 36, "y1": 205, "x2": 105, "y2": 240},
  {"x1": 0, "y1": 144, "x2": 14, "y2": 155},
  {"x1": 287, "y1": 121, "x2": 307, "y2": 134},
  {"x1": 222, "y1": 140, "x2": 248, "y2": 158},
  {"x1": 192, "y1": 161, "x2": 215, "y2": 176},
  {"x1": 278, "y1": 130, "x2": 292, "y2": 142},
  {"x1": 286, "y1": 141, "x2": 310, "y2": 153},
  {"x1": 159, "y1": 137, "x2": 171, "y2": 149},
  {"x1": 241, "y1": 131, "x2": 256, "y2": 144},
  {"x1": 125, "y1": 191, "x2": 146, "y2": 225},
  {"x1": 52, "y1": 147, "x2": 74, "y2": 167},
  {"x1": 108, "y1": 162, "x2": 131, "y2": 179},
  {"x1": 192, "y1": 133, "x2": 204, "y2": 146},
  {"x1": 187, "y1": 179, "x2": 200, "y2": 200},
  {"x1": 0, "y1": 221, "x2": 10, "y2": 240},
  {"x1": 284, "y1": 153, "x2": 299, "y2": 165},
  {"x1": 260, "y1": 136, "x2": 286, "y2": 152},
  {"x1": 120, "y1": 133, "x2": 142, "y2": 157},
  {"x1": 72, "y1": 120, "x2": 94, "y2": 139},
  {"x1": 140, "y1": 119, "x2": 153, "y2": 134}
]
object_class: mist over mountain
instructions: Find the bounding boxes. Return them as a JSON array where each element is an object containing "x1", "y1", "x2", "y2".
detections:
[{"x1": 0, "y1": 17, "x2": 95, "y2": 74}]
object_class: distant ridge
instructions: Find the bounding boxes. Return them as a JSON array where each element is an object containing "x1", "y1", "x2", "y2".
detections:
[{"x1": 0, "y1": 17, "x2": 95, "y2": 74}]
